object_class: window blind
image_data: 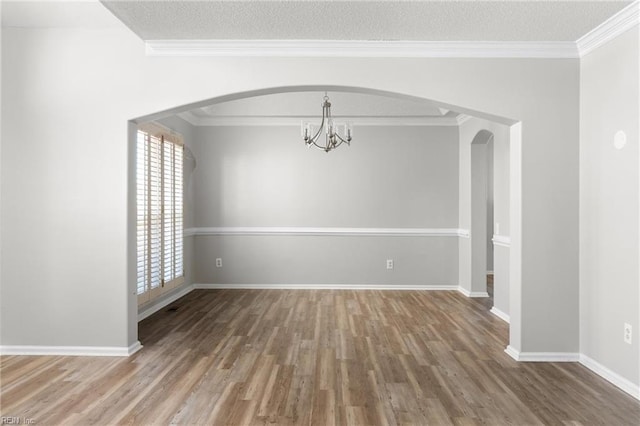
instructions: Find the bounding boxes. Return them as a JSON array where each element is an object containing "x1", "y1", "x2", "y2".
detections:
[{"x1": 137, "y1": 125, "x2": 184, "y2": 305}]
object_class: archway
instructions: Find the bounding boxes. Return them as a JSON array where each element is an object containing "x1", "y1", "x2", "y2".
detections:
[
  {"x1": 127, "y1": 85, "x2": 522, "y2": 354},
  {"x1": 470, "y1": 129, "x2": 494, "y2": 297}
]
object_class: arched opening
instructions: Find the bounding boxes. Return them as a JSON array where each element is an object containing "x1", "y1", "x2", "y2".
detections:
[
  {"x1": 127, "y1": 85, "x2": 522, "y2": 353},
  {"x1": 470, "y1": 129, "x2": 494, "y2": 298}
]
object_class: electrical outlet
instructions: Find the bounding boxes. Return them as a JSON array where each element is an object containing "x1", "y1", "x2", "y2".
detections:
[
  {"x1": 216, "y1": 258, "x2": 223, "y2": 268},
  {"x1": 386, "y1": 259, "x2": 394, "y2": 270},
  {"x1": 624, "y1": 323, "x2": 632, "y2": 344}
]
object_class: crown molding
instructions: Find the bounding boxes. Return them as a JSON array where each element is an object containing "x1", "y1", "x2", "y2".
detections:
[
  {"x1": 146, "y1": 2, "x2": 639, "y2": 60},
  {"x1": 146, "y1": 40, "x2": 579, "y2": 59},
  {"x1": 178, "y1": 112, "x2": 464, "y2": 127},
  {"x1": 577, "y1": 1, "x2": 640, "y2": 57}
]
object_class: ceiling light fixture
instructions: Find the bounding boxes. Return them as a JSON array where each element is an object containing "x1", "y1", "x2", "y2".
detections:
[{"x1": 301, "y1": 93, "x2": 352, "y2": 153}]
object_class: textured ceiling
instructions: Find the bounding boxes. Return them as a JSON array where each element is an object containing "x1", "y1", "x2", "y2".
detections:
[{"x1": 100, "y1": 1, "x2": 631, "y2": 42}]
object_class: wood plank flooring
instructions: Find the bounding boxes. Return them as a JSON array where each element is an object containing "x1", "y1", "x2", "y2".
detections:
[{"x1": 1, "y1": 288, "x2": 639, "y2": 425}]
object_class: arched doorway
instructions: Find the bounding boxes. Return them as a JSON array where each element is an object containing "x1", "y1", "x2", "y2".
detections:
[
  {"x1": 128, "y1": 85, "x2": 522, "y2": 353},
  {"x1": 470, "y1": 129, "x2": 494, "y2": 297}
]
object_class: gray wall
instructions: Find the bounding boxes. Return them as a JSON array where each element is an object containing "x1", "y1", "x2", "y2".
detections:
[
  {"x1": 193, "y1": 126, "x2": 459, "y2": 228},
  {"x1": 191, "y1": 125, "x2": 460, "y2": 286},
  {"x1": 492, "y1": 124, "x2": 511, "y2": 318},
  {"x1": 487, "y1": 139, "x2": 494, "y2": 271},
  {"x1": 580, "y1": 26, "x2": 639, "y2": 387},
  {"x1": 0, "y1": 3, "x2": 581, "y2": 358},
  {"x1": 458, "y1": 118, "x2": 510, "y2": 312}
]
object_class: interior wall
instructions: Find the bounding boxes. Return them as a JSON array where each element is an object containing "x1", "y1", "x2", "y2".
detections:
[
  {"x1": 191, "y1": 124, "x2": 460, "y2": 286},
  {"x1": 580, "y1": 26, "x2": 640, "y2": 388},
  {"x1": 487, "y1": 139, "x2": 494, "y2": 272},
  {"x1": 0, "y1": 2, "x2": 3, "y2": 312},
  {"x1": 458, "y1": 119, "x2": 510, "y2": 303},
  {"x1": 0, "y1": 7, "x2": 580, "y2": 357},
  {"x1": 493, "y1": 124, "x2": 511, "y2": 319},
  {"x1": 193, "y1": 125, "x2": 458, "y2": 227},
  {"x1": 470, "y1": 140, "x2": 489, "y2": 295}
]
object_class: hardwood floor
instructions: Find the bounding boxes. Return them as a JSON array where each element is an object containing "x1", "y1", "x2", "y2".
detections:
[{"x1": 2, "y1": 288, "x2": 639, "y2": 425}]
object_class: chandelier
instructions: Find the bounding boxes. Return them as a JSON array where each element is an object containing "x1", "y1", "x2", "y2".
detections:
[{"x1": 301, "y1": 93, "x2": 353, "y2": 153}]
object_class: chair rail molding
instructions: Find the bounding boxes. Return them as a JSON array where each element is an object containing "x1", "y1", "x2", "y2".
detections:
[
  {"x1": 492, "y1": 235, "x2": 511, "y2": 247},
  {"x1": 184, "y1": 227, "x2": 470, "y2": 238}
]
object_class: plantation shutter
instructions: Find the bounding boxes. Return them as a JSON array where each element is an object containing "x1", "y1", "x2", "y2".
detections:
[{"x1": 137, "y1": 124, "x2": 184, "y2": 305}]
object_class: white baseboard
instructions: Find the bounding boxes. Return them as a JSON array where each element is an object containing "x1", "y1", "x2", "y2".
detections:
[
  {"x1": 127, "y1": 341, "x2": 143, "y2": 356},
  {"x1": 580, "y1": 354, "x2": 640, "y2": 400},
  {"x1": 457, "y1": 287, "x2": 490, "y2": 298},
  {"x1": 490, "y1": 307, "x2": 510, "y2": 323},
  {"x1": 193, "y1": 283, "x2": 459, "y2": 291},
  {"x1": 504, "y1": 346, "x2": 580, "y2": 362},
  {"x1": 194, "y1": 284, "x2": 487, "y2": 298},
  {"x1": 504, "y1": 345, "x2": 520, "y2": 360},
  {"x1": 0, "y1": 341, "x2": 143, "y2": 357},
  {"x1": 138, "y1": 284, "x2": 195, "y2": 321}
]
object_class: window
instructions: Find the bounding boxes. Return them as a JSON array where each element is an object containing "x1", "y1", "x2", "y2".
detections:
[{"x1": 136, "y1": 124, "x2": 184, "y2": 305}]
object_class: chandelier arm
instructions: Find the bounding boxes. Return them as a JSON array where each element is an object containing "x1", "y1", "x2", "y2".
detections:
[
  {"x1": 334, "y1": 133, "x2": 350, "y2": 145},
  {"x1": 309, "y1": 114, "x2": 325, "y2": 143},
  {"x1": 309, "y1": 140, "x2": 328, "y2": 151}
]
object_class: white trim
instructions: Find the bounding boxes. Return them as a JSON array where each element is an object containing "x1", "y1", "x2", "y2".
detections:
[
  {"x1": 486, "y1": 270, "x2": 494, "y2": 275},
  {"x1": 138, "y1": 284, "x2": 195, "y2": 321},
  {"x1": 517, "y1": 352, "x2": 580, "y2": 362},
  {"x1": 577, "y1": 1, "x2": 640, "y2": 57},
  {"x1": 185, "y1": 227, "x2": 469, "y2": 238},
  {"x1": 457, "y1": 228, "x2": 470, "y2": 238},
  {"x1": 580, "y1": 354, "x2": 640, "y2": 400},
  {"x1": 193, "y1": 283, "x2": 458, "y2": 291},
  {"x1": 127, "y1": 341, "x2": 143, "y2": 356},
  {"x1": 492, "y1": 235, "x2": 511, "y2": 247},
  {"x1": 146, "y1": 40, "x2": 579, "y2": 58},
  {"x1": 490, "y1": 307, "x2": 510, "y2": 323},
  {"x1": 177, "y1": 112, "x2": 464, "y2": 127},
  {"x1": 456, "y1": 114, "x2": 474, "y2": 126},
  {"x1": 504, "y1": 347, "x2": 580, "y2": 362},
  {"x1": 457, "y1": 287, "x2": 490, "y2": 298},
  {"x1": 504, "y1": 345, "x2": 520, "y2": 360},
  {"x1": 0, "y1": 341, "x2": 143, "y2": 357}
]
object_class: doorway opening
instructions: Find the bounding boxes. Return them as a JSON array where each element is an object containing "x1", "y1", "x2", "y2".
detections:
[{"x1": 127, "y1": 85, "x2": 521, "y2": 352}]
